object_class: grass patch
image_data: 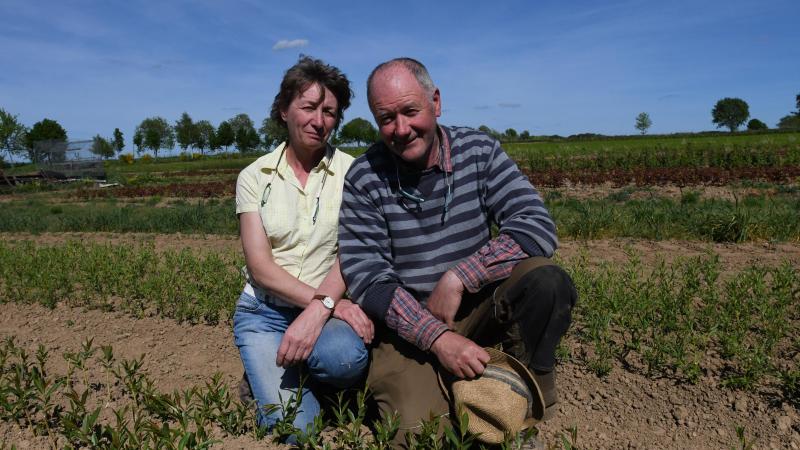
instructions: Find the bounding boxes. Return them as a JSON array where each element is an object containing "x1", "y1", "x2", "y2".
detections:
[
  {"x1": 550, "y1": 194, "x2": 800, "y2": 242},
  {"x1": 0, "y1": 199, "x2": 236, "y2": 234},
  {"x1": 2, "y1": 193, "x2": 799, "y2": 241}
]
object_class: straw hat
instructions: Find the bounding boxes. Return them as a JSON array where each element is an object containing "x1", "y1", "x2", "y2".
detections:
[{"x1": 438, "y1": 347, "x2": 545, "y2": 444}]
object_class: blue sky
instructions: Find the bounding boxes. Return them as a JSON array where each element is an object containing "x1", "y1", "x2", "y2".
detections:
[{"x1": 1, "y1": 0, "x2": 798, "y2": 152}]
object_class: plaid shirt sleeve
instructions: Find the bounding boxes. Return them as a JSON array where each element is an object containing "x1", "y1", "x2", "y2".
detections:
[
  {"x1": 385, "y1": 287, "x2": 449, "y2": 351},
  {"x1": 450, "y1": 233, "x2": 530, "y2": 293}
]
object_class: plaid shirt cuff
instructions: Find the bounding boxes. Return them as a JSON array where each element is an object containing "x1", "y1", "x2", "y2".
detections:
[
  {"x1": 451, "y1": 233, "x2": 529, "y2": 293},
  {"x1": 385, "y1": 287, "x2": 449, "y2": 351}
]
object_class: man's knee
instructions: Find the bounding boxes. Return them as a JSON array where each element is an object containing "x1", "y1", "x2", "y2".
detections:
[
  {"x1": 503, "y1": 261, "x2": 575, "y2": 306},
  {"x1": 526, "y1": 264, "x2": 577, "y2": 310}
]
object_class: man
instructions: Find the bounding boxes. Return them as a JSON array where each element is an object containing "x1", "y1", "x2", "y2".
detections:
[{"x1": 339, "y1": 58, "x2": 576, "y2": 444}]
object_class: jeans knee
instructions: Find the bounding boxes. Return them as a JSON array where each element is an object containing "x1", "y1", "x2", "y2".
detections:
[
  {"x1": 307, "y1": 325, "x2": 368, "y2": 388},
  {"x1": 308, "y1": 346, "x2": 367, "y2": 388}
]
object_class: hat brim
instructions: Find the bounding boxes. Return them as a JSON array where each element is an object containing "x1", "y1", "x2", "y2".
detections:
[{"x1": 438, "y1": 347, "x2": 546, "y2": 424}]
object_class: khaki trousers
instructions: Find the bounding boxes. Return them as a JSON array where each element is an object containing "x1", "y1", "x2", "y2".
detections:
[{"x1": 367, "y1": 257, "x2": 571, "y2": 447}]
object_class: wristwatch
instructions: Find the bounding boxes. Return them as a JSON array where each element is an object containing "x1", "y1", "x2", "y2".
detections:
[{"x1": 312, "y1": 294, "x2": 336, "y2": 311}]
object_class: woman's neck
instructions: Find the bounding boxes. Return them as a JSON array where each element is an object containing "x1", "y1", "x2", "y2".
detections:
[{"x1": 285, "y1": 143, "x2": 326, "y2": 187}]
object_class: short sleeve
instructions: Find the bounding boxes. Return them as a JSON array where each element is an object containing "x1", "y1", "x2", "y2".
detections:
[{"x1": 235, "y1": 168, "x2": 260, "y2": 214}]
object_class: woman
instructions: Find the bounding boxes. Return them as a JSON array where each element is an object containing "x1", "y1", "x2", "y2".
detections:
[{"x1": 233, "y1": 56, "x2": 373, "y2": 434}]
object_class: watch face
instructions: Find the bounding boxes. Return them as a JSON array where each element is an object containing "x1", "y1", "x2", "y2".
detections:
[{"x1": 321, "y1": 296, "x2": 335, "y2": 309}]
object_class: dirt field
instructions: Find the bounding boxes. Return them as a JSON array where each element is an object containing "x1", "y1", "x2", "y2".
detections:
[{"x1": 1, "y1": 234, "x2": 799, "y2": 449}]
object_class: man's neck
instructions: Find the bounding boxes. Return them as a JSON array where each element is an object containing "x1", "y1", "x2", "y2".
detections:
[{"x1": 422, "y1": 128, "x2": 441, "y2": 170}]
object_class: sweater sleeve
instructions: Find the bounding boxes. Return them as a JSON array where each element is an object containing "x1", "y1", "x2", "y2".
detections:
[
  {"x1": 338, "y1": 159, "x2": 402, "y2": 322},
  {"x1": 482, "y1": 139, "x2": 557, "y2": 257}
]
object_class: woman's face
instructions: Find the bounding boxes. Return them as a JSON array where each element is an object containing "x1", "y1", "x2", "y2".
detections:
[{"x1": 281, "y1": 83, "x2": 338, "y2": 153}]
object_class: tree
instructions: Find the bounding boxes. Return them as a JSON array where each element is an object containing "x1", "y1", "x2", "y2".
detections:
[
  {"x1": 113, "y1": 128, "x2": 125, "y2": 155},
  {"x1": 174, "y1": 112, "x2": 196, "y2": 152},
  {"x1": 504, "y1": 128, "x2": 518, "y2": 140},
  {"x1": 796, "y1": 92, "x2": 800, "y2": 113},
  {"x1": 25, "y1": 118, "x2": 67, "y2": 163},
  {"x1": 133, "y1": 131, "x2": 143, "y2": 153},
  {"x1": 338, "y1": 118, "x2": 377, "y2": 146},
  {"x1": 133, "y1": 117, "x2": 174, "y2": 159},
  {"x1": 194, "y1": 120, "x2": 216, "y2": 155},
  {"x1": 777, "y1": 114, "x2": 800, "y2": 130},
  {"x1": 635, "y1": 112, "x2": 652, "y2": 135},
  {"x1": 236, "y1": 128, "x2": 260, "y2": 154},
  {"x1": 216, "y1": 121, "x2": 235, "y2": 152},
  {"x1": 228, "y1": 114, "x2": 259, "y2": 153},
  {"x1": 746, "y1": 119, "x2": 768, "y2": 131},
  {"x1": 520, "y1": 130, "x2": 531, "y2": 140},
  {"x1": 0, "y1": 108, "x2": 27, "y2": 162},
  {"x1": 477, "y1": 125, "x2": 501, "y2": 140},
  {"x1": 711, "y1": 98, "x2": 749, "y2": 132},
  {"x1": 259, "y1": 118, "x2": 288, "y2": 149},
  {"x1": 91, "y1": 135, "x2": 115, "y2": 159}
]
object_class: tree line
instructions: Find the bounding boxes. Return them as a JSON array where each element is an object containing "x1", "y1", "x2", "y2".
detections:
[
  {"x1": 3, "y1": 92, "x2": 799, "y2": 164},
  {"x1": 0, "y1": 108, "x2": 386, "y2": 164},
  {"x1": 633, "y1": 93, "x2": 800, "y2": 136}
]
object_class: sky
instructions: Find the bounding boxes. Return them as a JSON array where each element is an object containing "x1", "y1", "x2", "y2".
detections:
[{"x1": 1, "y1": 0, "x2": 798, "y2": 154}]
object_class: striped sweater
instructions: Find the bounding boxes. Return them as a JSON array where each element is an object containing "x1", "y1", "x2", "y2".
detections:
[{"x1": 339, "y1": 126, "x2": 557, "y2": 322}]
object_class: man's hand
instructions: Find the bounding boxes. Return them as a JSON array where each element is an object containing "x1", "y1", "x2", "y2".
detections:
[
  {"x1": 333, "y1": 299, "x2": 374, "y2": 344},
  {"x1": 430, "y1": 331, "x2": 490, "y2": 379},
  {"x1": 276, "y1": 301, "x2": 330, "y2": 368},
  {"x1": 426, "y1": 270, "x2": 465, "y2": 329}
]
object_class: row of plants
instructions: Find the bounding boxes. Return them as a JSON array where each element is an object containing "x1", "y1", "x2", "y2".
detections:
[
  {"x1": 0, "y1": 337, "x2": 577, "y2": 449},
  {"x1": 0, "y1": 241, "x2": 797, "y2": 401},
  {"x1": 563, "y1": 251, "x2": 799, "y2": 398},
  {"x1": 2, "y1": 192, "x2": 798, "y2": 242},
  {"x1": 75, "y1": 165, "x2": 800, "y2": 196},
  {"x1": 75, "y1": 181, "x2": 235, "y2": 200},
  {"x1": 505, "y1": 132, "x2": 800, "y2": 170},
  {"x1": 523, "y1": 165, "x2": 800, "y2": 188},
  {"x1": 0, "y1": 241, "x2": 240, "y2": 324},
  {"x1": 548, "y1": 191, "x2": 800, "y2": 242},
  {"x1": 0, "y1": 198, "x2": 236, "y2": 235}
]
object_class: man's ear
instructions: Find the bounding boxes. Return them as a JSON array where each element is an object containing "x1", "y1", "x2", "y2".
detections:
[{"x1": 432, "y1": 88, "x2": 442, "y2": 117}]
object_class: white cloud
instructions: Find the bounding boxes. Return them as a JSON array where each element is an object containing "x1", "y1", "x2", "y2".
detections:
[{"x1": 272, "y1": 39, "x2": 309, "y2": 50}]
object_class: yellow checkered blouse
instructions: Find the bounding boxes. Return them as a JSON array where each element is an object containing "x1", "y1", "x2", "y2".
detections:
[{"x1": 235, "y1": 142, "x2": 354, "y2": 288}]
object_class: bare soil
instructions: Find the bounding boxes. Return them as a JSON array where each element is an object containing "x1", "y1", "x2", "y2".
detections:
[{"x1": 1, "y1": 234, "x2": 799, "y2": 449}]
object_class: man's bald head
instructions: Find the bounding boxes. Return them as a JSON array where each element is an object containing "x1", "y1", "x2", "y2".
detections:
[{"x1": 367, "y1": 57, "x2": 436, "y2": 108}]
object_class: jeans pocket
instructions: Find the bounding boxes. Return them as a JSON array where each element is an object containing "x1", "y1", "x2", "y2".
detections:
[{"x1": 236, "y1": 292, "x2": 261, "y2": 313}]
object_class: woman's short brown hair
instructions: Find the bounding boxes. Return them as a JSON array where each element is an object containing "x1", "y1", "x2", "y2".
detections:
[{"x1": 270, "y1": 55, "x2": 353, "y2": 131}]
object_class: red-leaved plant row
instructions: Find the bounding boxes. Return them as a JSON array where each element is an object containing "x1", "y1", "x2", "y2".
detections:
[
  {"x1": 73, "y1": 165, "x2": 800, "y2": 199},
  {"x1": 75, "y1": 181, "x2": 234, "y2": 199},
  {"x1": 523, "y1": 165, "x2": 800, "y2": 188}
]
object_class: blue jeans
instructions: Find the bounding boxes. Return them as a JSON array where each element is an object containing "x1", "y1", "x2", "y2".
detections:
[{"x1": 232, "y1": 291, "x2": 368, "y2": 434}]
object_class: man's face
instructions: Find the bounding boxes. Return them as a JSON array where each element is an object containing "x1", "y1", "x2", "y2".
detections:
[{"x1": 369, "y1": 67, "x2": 441, "y2": 168}]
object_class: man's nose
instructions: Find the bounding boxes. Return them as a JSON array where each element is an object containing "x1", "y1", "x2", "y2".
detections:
[{"x1": 394, "y1": 115, "x2": 410, "y2": 138}]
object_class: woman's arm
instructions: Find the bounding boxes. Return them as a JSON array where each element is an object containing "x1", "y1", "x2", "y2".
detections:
[
  {"x1": 240, "y1": 211, "x2": 317, "y2": 307},
  {"x1": 322, "y1": 257, "x2": 374, "y2": 344}
]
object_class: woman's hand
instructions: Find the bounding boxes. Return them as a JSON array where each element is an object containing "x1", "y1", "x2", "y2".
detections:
[
  {"x1": 276, "y1": 301, "x2": 331, "y2": 367},
  {"x1": 333, "y1": 299, "x2": 374, "y2": 344}
]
